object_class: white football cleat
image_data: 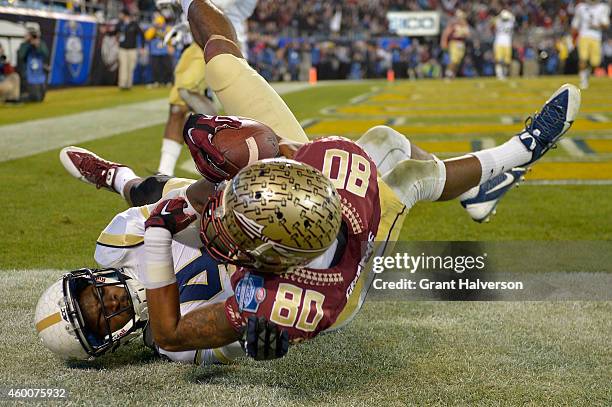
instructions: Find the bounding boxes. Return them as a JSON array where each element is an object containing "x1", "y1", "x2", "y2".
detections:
[{"x1": 60, "y1": 146, "x2": 125, "y2": 193}]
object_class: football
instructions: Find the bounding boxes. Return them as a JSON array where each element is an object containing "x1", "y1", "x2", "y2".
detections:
[{"x1": 212, "y1": 119, "x2": 280, "y2": 178}]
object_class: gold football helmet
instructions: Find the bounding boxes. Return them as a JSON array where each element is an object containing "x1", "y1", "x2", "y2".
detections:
[{"x1": 201, "y1": 158, "x2": 342, "y2": 272}]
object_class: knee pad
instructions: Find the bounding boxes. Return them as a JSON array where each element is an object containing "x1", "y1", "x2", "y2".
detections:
[
  {"x1": 178, "y1": 89, "x2": 217, "y2": 115},
  {"x1": 381, "y1": 159, "x2": 446, "y2": 209},
  {"x1": 129, "y1": 175, "x2": 172, "y2": 207},
  {"x1": 357, "y1": 126, "x2": 411, "y2": 174}
]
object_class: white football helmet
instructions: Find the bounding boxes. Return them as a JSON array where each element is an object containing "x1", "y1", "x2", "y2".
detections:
[
  {"x1": 500, "y1": 9, "x2": 514, "y2": 21},
  {"x1": 34, "y1": 268, "x2": 147, "y2": 360}
]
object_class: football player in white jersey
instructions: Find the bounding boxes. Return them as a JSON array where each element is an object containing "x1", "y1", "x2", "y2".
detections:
[
  {"x1": 156, "y1": 0, "x2": 258, "y2": 176},
  {"x1": 35, "y1": 0, "x2": 583, "y2": 365},
  {"x1": 34, "y1": 177, "x2": 246, "y2": 364},
  {"x1": 493, "y1": 9, "x2": 514, "y2": 80},
  {"x1": 571, "y1": 0, "x2": 610, "y2": 89}
]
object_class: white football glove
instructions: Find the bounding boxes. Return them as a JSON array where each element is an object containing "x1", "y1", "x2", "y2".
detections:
[
  {"x1": 155, "y1": 0, "x2": 179, "y2": 9},
  {"x1": 163, "y1": 22, "x2": 189, "y2": 46}
]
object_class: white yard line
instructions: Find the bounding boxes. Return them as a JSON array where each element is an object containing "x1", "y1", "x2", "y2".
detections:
[
  {"x1": 299, "y1": 118, "x2": 318, "y2": 128},
  {"x1": 389, "y1": 117, "x2": 407, "y2": 126},
  {"x1": 0, "y1": 83, "x2": 310, "y2": 163},
  {"x1": 500, "y1": 115, "x2": 517, "y2": 125},
  {"x1": 0, "y1": 99, "x2": 168, "y2": 162},
  {"x1": 559, "y1": 138, "x2": 587, "y2": 158},
  {"x1": 587, "y1": 114, "x2": 609, "y2": 123}
]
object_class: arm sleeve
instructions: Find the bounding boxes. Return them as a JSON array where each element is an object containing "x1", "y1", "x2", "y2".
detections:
[{"x1": 143, "y1": 227, "x2": 176, "y2": 289}]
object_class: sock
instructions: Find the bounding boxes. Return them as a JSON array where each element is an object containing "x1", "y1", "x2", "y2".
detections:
[
  {"x1": 158, "y1": 139, "x2": 183, "y2": 176},
  {"x1": 113, "y1": 167, "x2": 138, "y2": 199},
  {"x1": 579, "y1": 69, "x2": 589, "y2": 85},
  {"x1": 495, "y1": 64, "x2": 504, "y2": 79},
  {"x1": 470, "y1": 137, "x2": 531, "y2": 184}
]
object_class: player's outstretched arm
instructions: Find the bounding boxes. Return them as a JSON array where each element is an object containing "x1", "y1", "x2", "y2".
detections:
[
  {"x1": 147, "y1": 286, "x2": 239, "y2": 351},
  {"x1": 142, "y1": 196, "x2": 239, "y2": 350},
  {"x1": 142, "y1": 196, "x2": 289, "y2": 358},
  {"x1": 181, "y1": 0, "x2": 309, "y2": 144}
]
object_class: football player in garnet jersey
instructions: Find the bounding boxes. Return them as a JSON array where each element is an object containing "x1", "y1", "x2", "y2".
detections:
[
  {"x1": 39, "y1": 0, "x2": 581, "y2": 362},
  {"x1": 137, "y1": 0, "x2": 580, "y2": 352}
]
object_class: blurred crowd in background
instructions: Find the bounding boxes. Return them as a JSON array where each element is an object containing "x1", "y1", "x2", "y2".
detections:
[
  {"x1": 1, "y1": 0, "x2": 611, "y2": 98},
  {"x1": 247, "y1": 0, "x2": 612, "y2": 81}
]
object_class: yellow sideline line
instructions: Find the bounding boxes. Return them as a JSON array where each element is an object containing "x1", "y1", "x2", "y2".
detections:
[
  {"x1": 586, "y1": 140, "x2": 612, "y2": 153},
  {"x1": 336, "y1": 106, "x2": 612, "y2": 117},
  {"x1": 306, "y1": 120, "x2": 612, "y2": 136},
  {"x1": 529, "y1": 162, "x2": 612, "y2": 180}
]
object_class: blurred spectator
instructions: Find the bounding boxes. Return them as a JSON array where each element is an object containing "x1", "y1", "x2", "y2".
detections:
[
  {"x1": 0, "y1": 44, "x2": 20, "y2": 103},
  {"x1": 145, "y1": 13, "x2": 174, "y2": 86},
  {"x1": 555, "y1": 35, "x2": 571, "y2": 74},
  {"x1": 604, "y1": 39, "x2": 612, "y2": 69},
  {"x1": 440, "y1": 10, "x2": 472, "y2": 78},
  {"x1": 117, "y1": 9, "x2": 144, "y2": 90},
  {"x1": 17, "y1": 26, "x2": 49, "y2": 102},
  {"x1": 246, "y1": 0, "x2": 611, "y2": 82}
]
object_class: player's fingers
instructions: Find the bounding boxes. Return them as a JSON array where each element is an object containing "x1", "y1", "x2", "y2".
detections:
[
  {"x1": 262, "y1": 318, "x2": 272, "y2": 360},
  {"x1": 245, "y1": 316, "x2": 258, "y2": 359},
  {"x1": 277, "y1": 329, "x2": 289, "y2": 358}
]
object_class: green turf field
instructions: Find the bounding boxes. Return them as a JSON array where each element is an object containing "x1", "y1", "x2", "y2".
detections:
[{"x1": 0, "y1": 77, "x2": 610, "y2": 405}]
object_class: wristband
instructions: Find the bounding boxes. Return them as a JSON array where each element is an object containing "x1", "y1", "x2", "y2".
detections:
[{"x1": 144, "y1": 227, "x2": 176, "y2": 289}]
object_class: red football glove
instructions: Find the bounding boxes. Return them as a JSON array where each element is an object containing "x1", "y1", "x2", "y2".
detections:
[
  {"x1": 144, "y1": 198, "x2": 197, "y2": 235},
  {"x1": 183, "y1": 114, "x2": 242, "y2": 183}
]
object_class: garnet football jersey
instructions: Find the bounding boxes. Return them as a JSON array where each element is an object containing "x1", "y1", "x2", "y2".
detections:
[{"x1": 225, "y1": 137, "x2": 382, "y2": 340}]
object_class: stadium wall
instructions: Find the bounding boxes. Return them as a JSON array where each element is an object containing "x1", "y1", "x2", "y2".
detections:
[{"x1": 0, "y1": 7, "x2": 97, "y2": 86}]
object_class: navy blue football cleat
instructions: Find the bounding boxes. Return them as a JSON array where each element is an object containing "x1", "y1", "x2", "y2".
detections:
[
  {"x1": 518, "y1": 84, "x2": 581, "y2": 165},
  {"x1": 461, "y1": 168, "x2": 527, "y2": 223}
]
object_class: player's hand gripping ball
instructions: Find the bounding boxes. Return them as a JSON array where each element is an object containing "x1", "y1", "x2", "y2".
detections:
[{"x1": 183, "y1": 114, "x2": 279, "y2": 183}]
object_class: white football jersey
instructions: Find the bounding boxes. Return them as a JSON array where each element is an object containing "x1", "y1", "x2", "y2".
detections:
[
  {"x1": 178, "y1": 0, "x2": 257, "y2": 54},
  {"x1": 93, "y1": 181, "x2": 243, "y2": 365},
  {"x1": 494, "y1": 17, "x2": 514, "y2": 47},
  {"x1": 213, "y1": 0, "x2": 257, "y2": 44},
  {"x1": 572, "y1": 2, "x2": 610, "y2": 41}
]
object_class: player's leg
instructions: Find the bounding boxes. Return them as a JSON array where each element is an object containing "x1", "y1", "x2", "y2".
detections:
[
  {"x1": 159, "y1": 44, "x2": 217, "y2": 176},
  {"x1": 588, "y1": 39, "x2": 602, "y2": 88},
  {"x1": 383, "y1": 84, "x2": 581, "y2": 208},
  {"x1": 494, "y1": 45, "x2": 504, "y2": 80},
  {"x1": 356, "y1": 125, "x2": 524, "y2": 222},
  {"x1": 577, "y1": 37, "x2": 591, "y2": 89},
  {"x1": 184, "y1": 0, "x2": 308, "y2": 143},
  {"x1": 59, "y1": 146, "x2": 183, "y2": 207},
  {"x1": 356, "y1": 125, "x2": 434, "y2": 174},
  {"x1": 159, "y1": 104, "x2": 189, "y2": 176}
]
